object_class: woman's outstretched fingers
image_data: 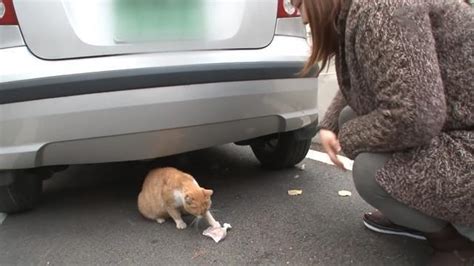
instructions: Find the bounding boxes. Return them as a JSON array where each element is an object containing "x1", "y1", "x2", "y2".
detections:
[
  {"x1": 328, "y1": 145, "x2": 345, "y2": 170},
  {"x1": 320, "y1": 129, "x2": 346, "y2": 170}
]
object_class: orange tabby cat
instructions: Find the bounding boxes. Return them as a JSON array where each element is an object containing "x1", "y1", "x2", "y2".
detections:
[{"x1": 138, "y1": 167, "x2": 220, "y2": 229}]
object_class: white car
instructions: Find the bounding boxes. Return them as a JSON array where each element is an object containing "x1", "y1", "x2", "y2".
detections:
[{"x1": 0, "y1": 0, "x2": 318, "y2": 213}]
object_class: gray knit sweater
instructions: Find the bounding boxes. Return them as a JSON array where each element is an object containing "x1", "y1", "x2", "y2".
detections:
[{"x1": 320, "y1": 0, "x2": 474, "y2": 226}]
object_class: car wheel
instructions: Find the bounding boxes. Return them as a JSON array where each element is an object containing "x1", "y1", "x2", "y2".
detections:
[
  {"x1": 251, "y1": 131, "x2": 311, "y2": 169},
  {"x1": 0, "y1": 170, "x2": 43, "y2": 213}
]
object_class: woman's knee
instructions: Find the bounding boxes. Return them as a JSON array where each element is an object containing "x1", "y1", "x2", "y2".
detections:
[
  {"x1": 352, "y1": 153, "x2": 391, "y2": 204},
  {"x1": 353, "y1": 153, "x2": 376, "y2": 202}
]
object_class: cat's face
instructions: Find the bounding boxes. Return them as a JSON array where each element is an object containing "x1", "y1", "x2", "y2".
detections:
[{"x1": 183, "y1": 188, "x2": 213, "y2": 217}]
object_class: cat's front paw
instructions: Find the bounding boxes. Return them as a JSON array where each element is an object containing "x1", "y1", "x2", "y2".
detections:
[{"x1": 176, "y1": 221, "x2": 187, "y2": 229}]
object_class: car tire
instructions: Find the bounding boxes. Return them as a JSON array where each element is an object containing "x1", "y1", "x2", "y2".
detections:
[
  {"x1": 251, "y1": 131, "x2": 311, "y2": 170},
  {"x1": 0, "y1": 170, "x2": 43, "y2": 213}
]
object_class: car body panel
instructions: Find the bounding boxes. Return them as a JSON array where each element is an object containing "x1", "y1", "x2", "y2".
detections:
[
  {"x1": 14, "y1": 0, "x2": 278, "y2": 59},
  {"x1": 0, "y1": 4, "x2": 317, "y2": 170},
  {"x1": 0, "y1": 78, "x2": 318, "y2": 169}
]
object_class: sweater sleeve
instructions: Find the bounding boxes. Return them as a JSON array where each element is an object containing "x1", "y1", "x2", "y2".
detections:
[
  {"x1": 319, "y1": 90, "x2": 347, "y2": 134},
  {"x1": 338, "y1": 4, "x2": 447, "y2": 159}
]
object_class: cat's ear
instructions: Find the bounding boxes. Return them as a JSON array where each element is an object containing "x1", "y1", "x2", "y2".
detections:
[
  {"x1": 185, "y1": 194, "x2": 193, "y2": 204},
  {"x1": 203, "y1": 189, "x2": 213, "y2": 196}
]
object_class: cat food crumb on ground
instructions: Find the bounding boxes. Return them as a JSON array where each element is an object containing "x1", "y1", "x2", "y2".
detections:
[
  {"x1": 288, "y1": 190, "x2": 303, "y2": 196},
  {"x1": 338, "y1": 190, "x2": 352, "y2": 197},
  {"x1": 296, "y1": 164, "x2": 306, "y2": 170},
  {"x1": 192, "y1": 249, "x2": 208, "y2": 259}
]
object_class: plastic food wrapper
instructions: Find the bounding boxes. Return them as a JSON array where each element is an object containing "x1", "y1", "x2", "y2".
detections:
[{"x1": 203, "y1": 223, "x2": 232, "y2": 243}]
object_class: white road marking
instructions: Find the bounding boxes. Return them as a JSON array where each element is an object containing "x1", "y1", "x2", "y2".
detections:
[
  {"x1": 306, "y1": 150, "x2": 354, "y2": 171},
  {"x1": 0, "y1": 213, "x2": 7, "y2": 225}
]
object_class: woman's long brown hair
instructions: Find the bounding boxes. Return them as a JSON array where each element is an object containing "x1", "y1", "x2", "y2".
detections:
[
  {"x1": 301, "y1": 0, "x2": 342, "y2": 76},
  {"x1": 302, "y1": 0, "x2": 470, "y2": 76}
]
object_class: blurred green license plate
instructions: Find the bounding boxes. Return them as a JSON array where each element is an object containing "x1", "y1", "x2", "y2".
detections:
[{"x1": 114, "y1": 0, "x2": 204, "y2": 43}]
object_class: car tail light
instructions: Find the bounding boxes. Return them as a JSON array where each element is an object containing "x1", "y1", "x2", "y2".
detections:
[
  {"x1": 277, "y1": 0, "x2": 300, "y2": 18},
  {"x1": 0, "y1": 0, "x2": 18, "y2": 25}
]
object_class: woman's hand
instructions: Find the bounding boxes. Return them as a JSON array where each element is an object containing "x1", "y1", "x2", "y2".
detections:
[{"x1": 320, "y1": 129, "x2": 345, "y2": 170}]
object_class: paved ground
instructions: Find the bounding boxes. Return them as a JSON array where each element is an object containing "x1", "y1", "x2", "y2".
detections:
[{"x1": 0, "y1": 144, "x2": 432, "y2": 265}]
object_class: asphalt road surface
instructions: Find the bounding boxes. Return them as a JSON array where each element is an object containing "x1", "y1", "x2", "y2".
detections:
[{"x1": 0, "y1": 144, "x2": 432, "y2": 265}]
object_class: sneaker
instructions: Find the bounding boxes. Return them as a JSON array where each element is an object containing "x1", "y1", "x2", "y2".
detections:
[{"x1": 363, "y1": 210, "x2": 427, "y2": 240}]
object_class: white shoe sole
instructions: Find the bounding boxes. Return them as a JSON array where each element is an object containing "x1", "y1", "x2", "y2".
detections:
[{"x1": 363, "y1": 220, "x2": 427, "y2": 241}]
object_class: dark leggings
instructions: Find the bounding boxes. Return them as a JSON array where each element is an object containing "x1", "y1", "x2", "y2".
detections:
[{"x1": 339, "y1": 107, "x2": 447, "y2": 233}]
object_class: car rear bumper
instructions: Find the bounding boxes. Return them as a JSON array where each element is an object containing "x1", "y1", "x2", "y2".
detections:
[
  {"x1": 0, "y1": 36, "x2": 318, "y2": 170},
  {"x1": 0, "y1": 61, "x2": 314, "y2": 104}
]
